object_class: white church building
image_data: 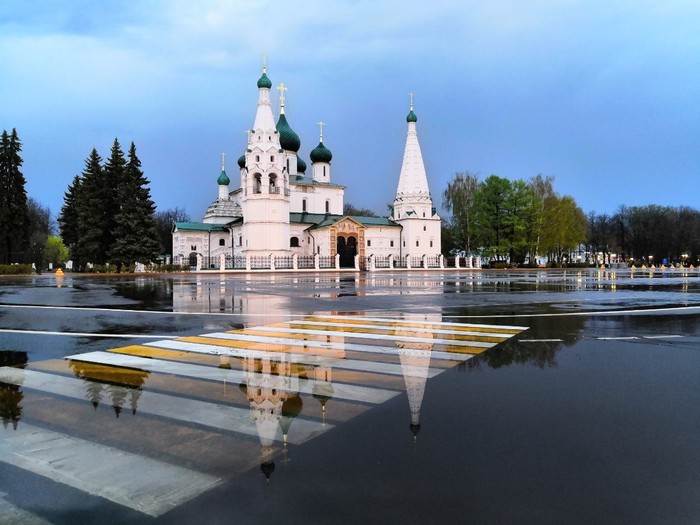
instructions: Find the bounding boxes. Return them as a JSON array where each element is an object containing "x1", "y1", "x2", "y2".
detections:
[{"x1": 172, "y1": 64, "x2": 441, "y2": 269}]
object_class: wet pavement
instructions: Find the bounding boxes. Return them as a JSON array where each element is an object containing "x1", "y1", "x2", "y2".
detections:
[{"x1": 1, "y1": 269, "x2": 699, "y2": 524}]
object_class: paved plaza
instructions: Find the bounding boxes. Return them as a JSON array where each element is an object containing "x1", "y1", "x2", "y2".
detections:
[{"x1": 1, "y1": 269, "x2": 700, "y2": 524}]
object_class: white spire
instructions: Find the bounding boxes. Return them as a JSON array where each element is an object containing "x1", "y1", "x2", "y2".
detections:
[{"x1": 395, "y1": 96, "x2": 431, "y2": 201}]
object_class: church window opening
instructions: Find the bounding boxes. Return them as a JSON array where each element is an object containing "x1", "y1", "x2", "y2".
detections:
[
  {"x1": 325, "y1": 200, "x2": 330, "y2": 213},
  {"x1": 430, "y1": 240, "x2": 433, "y2": 247},
  {"x1": 423, "y1": 212, "x2": 426, "y2": 217},
  {"x1": 367, "y1": 239, "x2": 371, "y2": 247},
  {"x1": 323, "y1": 166, "x2": 326, "y2": 178},
  {"x1": 416, "y1": 240, "x2": 420, "y2": 247},
  {"x1": 253, "y1": 173, "x2": 262, "y2": 193},
  {"x1": 219, "y1": 239, "x2": 225, "y2": 246},
  {"x1": 191, "y1": 245, "x2": 197, "y2": 251},
  {"x1": 286, "y1": 158, "x2": 290, "y2": 172},
  {"x1": 302, "y1": 198, "x2": 307, "y2": 212},
  {"x1": 390, "y1": 240, "x2": 394, "y2": 247},
  {"x1": 255, "y1": 155, "x2": 260, "y2": 162},
  {"x1": 290, "y1": 237, "x2": 300, "y2": 247},
  {"x1": 270, "y1": 155, "x2": 275, "y2": 162},
  {"x1": 238, "y1": 236, "x2": 242, "y2": 246},
  {"x1": 317, "y1": 246, "x2": 320, "y2": 254},
  {"x1": 269, "y1": 174, "x2": 278, "y2": 193},
  {"x1": 423, "y1": 225, "x2": 426, "y2": 231}
]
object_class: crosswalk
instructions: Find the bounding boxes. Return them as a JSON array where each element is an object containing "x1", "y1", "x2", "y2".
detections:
[{"x1": 0, "y1": 315, "x2": 527, "y2": 521}]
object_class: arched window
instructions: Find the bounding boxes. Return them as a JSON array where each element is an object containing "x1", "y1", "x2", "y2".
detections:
[
  {"x1": 255, "y1": 155, "x2": 260, "y2": 162},
  {"x1": 290, "y1": 237, "x2": 300, "y2": 247},
  {"x1": 253, "y1": 173, "x2": 262, "y2": 193},
  {"x1": 325, "y1": 200, "x2": 330, "y2": 213},
  {"x1": 219, "y1": 239, "x2": 225, "y2": 246},
  {"x1": 302, "y1": 199, "x2": 307, "y2": 212},
  {"x1": 269, "y1": 174, "x2": 278, "y2": 193}
]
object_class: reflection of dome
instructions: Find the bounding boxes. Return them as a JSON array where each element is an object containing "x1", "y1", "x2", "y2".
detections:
[
  {"x1": 261, "y1": 460, "x2": 275, "y2": 482},
  {"x1": 410, "y1": 422, "x2": 421, "y2": 440},
  {"x1": 280, "y1": 394, "x2": 303, "y2": 444}
]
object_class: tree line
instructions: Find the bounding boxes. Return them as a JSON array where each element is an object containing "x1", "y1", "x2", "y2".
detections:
[
  {"x1": 442, "y1": 172, "x2": 587, "y2": 266},
  {"x1": 588, "y1": 205, "x2": 700, "y2": 265},
  {"x1": 59, "y1": 139, "x2": 160, "y2": 271}
]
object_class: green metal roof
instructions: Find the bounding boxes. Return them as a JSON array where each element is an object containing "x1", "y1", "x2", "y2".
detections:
[
  {"x1": 291, "y1": 175, "x2": 344, "y2": 188},
  {"x1": 257, "y1": 72, "x2": 272, "y2": 89},
  {"x1": 406, "y1": 109, "x2": 417, "y2": 123},
  {"x1": 289, "y1": 213, "x2": 399, "y2": 229},
  {"x1": 217, "y1": 169, "x2": 230, "y2": 185},
  {"x1": 173, "y1": 222, "x2": 228, "y2": 232},
  {"x1": 310, "y1": 141, "x2": 332, "y2": 163},
  {"x1": 276, "y1": 113, "x2": 301, "y2": 152}
]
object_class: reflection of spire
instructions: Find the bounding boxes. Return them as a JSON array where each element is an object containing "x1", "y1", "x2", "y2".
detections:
[
  {"x1": 396, "y1": 316, "x2": 435, "y2": 442},
  {"x1": 312, "y1": 365, "x2": 334, "y2": 425},
  {"x1": 242, "y1": 353, "x2": 301, "y2": 486}
]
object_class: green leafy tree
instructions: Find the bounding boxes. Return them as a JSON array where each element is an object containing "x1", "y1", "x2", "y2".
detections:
[
  {"x1": 527, "y1": 174, "x2": 555, "y2": 264},
  {"x1": 25, "y1": 198, "x2": 51, "y2": 271},
  {"x1": 503, "y1": 179, "x2": 535, "y2": 265},
  {"x1": 108, "y1": 142, "x2": 160, "y2": 267},
  {"x1": 154, "y1": 207, "x2": 190, "y2": 256},
  {"x1": 44, "y1": 235, "x2": 69, "y2": 268},
  {"x1": 343, "y1": 203, "x2": 378, "y2": 217},
  {"x1": 442, "y1": 171, "x2": 479, "y2": 255},
  {"x1": 473, "y1": 175, "x2": 512, "y2": 261},
  {"x1": 0, "y1": 129, "x2": 29, "y2": 263}
]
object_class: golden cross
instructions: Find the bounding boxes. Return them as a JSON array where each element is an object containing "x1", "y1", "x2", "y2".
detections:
[
  {"x1": 220, "y1": 152, "x2": 227, "y2": 170},
  {"x1": 277, "y1": 83, "x2": 287, "y2": 112},
  {"x1": 409, "y1": 92, "x2": 414, "y2": 111},
  {"x1": 317, "y1": 120, "x2": 325, "y2": 142}
]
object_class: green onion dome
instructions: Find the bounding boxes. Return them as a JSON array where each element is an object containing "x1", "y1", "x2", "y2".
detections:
[
  {"x1": 406, "y1": 109, "x2": 417, "y2": 123},
  {"x1": 217, "y1": 169, "x2": 230, "y2": 185},
  {"x1": 237, "y1": 154, "x2": 246, "y2": 169},
  {"x1": 257, "y1": 72, "x2": 272, "y2": 89},
  {"x1": 310, "y1": 141, "x2": 332, "y2": 163},
  {"x1": 296, "y1": 157, "x2": 307, "y2": 173},
  {"x1": 276, "y1": 114, "x2": 301, "y2": 152}
]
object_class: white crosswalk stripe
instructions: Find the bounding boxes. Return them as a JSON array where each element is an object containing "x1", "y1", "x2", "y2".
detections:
[{"x1": 0, "y1": 315, "x2": 528, "y2": 520}]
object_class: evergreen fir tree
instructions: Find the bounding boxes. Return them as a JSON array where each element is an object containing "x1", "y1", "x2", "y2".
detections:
[
  {"x1": 101, "y1": 138, "x2": 126, "y2": 263},
  {"x1": 109, "y1": 142, "x2": 160, "y2": 267},
  {"x1": 0, "y1": 129, "x2": 29, "y2": 264},
  {"x1": 59, "y1": 174, "x2": 82, "y2": 262},
  {"x1": 75, "y1": 148, "x2": 105, "y2": 266}
]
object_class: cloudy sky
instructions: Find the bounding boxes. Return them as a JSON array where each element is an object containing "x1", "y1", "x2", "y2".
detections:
[{"x1": 2, "y1": 0, "x2": 699, "y2": 222}]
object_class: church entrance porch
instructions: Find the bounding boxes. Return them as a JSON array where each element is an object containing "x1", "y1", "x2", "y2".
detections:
[
  {"x1": 337, "y1": 236, "x2": 357, "y2": 268},
  {"x1": 329, "y1": 217, "x2": 366, "y2": 269}
]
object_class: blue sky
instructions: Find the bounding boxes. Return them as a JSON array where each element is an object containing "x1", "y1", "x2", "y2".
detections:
[{"x1": 2, "y1": 0, "x2": 699, "y2": 221}]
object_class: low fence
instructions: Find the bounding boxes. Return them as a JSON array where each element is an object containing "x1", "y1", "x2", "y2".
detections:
[{"x1": 171, "y1": 253, "x2": 483, "y2": 272}]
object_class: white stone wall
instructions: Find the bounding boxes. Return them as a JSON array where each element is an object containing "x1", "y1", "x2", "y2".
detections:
[
  {"x1": 364, "y1": 227, "x2": 402, "y2": 257},
  {"x1": 396, "y1": 217, "x2": 442, "y2": 256},
  {"x1": 290, "y1": 184, "x2": 343, "y2": 215}
]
